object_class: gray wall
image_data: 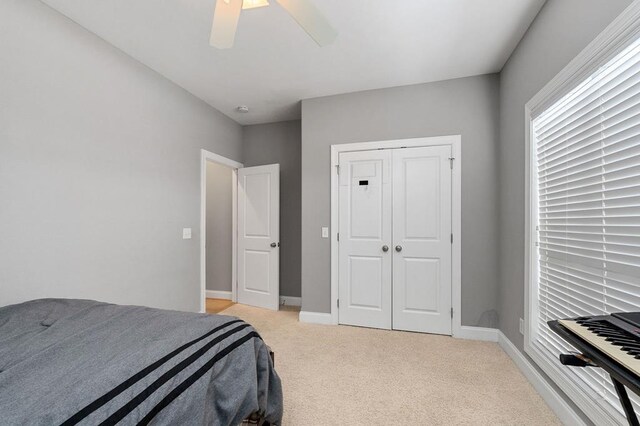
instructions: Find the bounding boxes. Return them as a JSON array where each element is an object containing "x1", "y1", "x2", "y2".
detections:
[
  {"x1": 497, "y1": 0, "x2": 633, "y2": 351},
  {"x1": 301, "y1": 75, "x2": 501, "y2": 327},
  {"x1": 206, "y1": 162, "x2": 233, "y2": 293},
  {"x1": 243, "y1": 120, "x2": 302, "y2": 298},
  {"x1": 0, "y1": 0, "x2": 242, "y2": 311}
]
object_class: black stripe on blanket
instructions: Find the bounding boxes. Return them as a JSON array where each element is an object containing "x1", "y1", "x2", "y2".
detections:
[
  {"x1": 138, "y1": 331, "x2": 261, "y2": 425},
  {"x1": 98, "y1": 324, "x2": 254, "y2": 426},
  {"x1": 61, "y1": 319, "x2": 244, "y2": 426}
]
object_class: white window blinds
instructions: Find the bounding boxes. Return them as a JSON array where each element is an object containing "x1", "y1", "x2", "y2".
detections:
[{"x1": 532, "y1": 35, "x2": 640, "y2": 418}]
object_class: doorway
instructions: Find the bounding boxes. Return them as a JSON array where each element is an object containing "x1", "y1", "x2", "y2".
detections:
[
  {"x1": 330, "y1": 136, "x2": 462, "y2": 335},
  {"x1": 200, "y1": 149, "x2": 281, "y2": 313},
  {"x1": 200, "y1": 150, "x2": 242, "y2": 313}
]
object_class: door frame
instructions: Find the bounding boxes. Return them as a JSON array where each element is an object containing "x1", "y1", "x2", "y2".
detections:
[
  {"x1": 200, "y1": 149, "x2": 244, "y2": 313},
  {"x1": 330, "y1": 135, "x2": 462, "y2": 336}
]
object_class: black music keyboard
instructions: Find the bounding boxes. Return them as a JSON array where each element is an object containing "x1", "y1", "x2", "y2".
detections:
[{"x1": 549, "y1": 313, "x2": 640, "y2": 426}]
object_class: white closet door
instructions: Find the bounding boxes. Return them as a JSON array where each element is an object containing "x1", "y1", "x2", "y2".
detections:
[
  {"x1": 392, "y1": 146, "x2": 452, "y2": 335},
  {"x1": 237, "y1": 164, "x2": 280, "y2": 310},
  {"x1": 338, "y1": 150, "x2": 392, "y2": 329}
]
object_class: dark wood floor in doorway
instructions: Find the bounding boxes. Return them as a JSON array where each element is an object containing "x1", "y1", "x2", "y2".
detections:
[{"x1": 206, "y1": 298, "x2": 235, "y2": 314}]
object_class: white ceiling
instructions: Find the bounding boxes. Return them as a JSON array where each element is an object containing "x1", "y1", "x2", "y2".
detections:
[{"x1": 40, "y1": 0, "x2": 546, "y2": 125}]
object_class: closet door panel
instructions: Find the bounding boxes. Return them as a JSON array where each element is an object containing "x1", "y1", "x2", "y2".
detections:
[
  {"x1": 392, "y1": 146, "x2": 452, "y2": 335},
  {"x1": 338, "y1": 150, "x2": 392, "y2": 330}
]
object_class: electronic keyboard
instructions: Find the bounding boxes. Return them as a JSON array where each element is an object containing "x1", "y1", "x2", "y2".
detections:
[{"x1": 549, "y1": 313, "x2": 640, "y2": 426}]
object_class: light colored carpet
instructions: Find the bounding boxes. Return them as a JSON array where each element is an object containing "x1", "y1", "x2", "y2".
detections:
[{"x1": 221, "y1": 304, "x2": 561, "y2": 425}]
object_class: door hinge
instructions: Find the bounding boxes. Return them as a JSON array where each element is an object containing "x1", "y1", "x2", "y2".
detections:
[
  {"x1": 451, "y1": 307, "x2": 454, "y2": 319},
  {"x1": 337, "y1": 232, "x2": 340, "y2": 242},
  {"x1": 449, "y1": 157, "x2": 455, "y2": 169},
  {"x1": 337, "y1": 299, "x2": 340, "y2": 308},
  {"x1": 336, "y1": 164, "x2": 340, "y2": 175},
  {"x1": 451, "y1": 233, "x2": 453, "y2": 244}
]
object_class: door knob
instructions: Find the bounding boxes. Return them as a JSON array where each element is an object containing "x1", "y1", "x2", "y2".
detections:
[
  {"x1": 395, "y1": 245, "x2": 403, "y2": 252},
  {"x1": 270, "y1": 242, "x2": 278, "y2": 248},
  {"x1": 382, "y1": 245, "x2": 389, "y2": 252}
]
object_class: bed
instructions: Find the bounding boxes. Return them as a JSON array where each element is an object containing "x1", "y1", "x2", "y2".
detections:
[{"x1": 0, "y1": 299, "x2": 283, "y2": 425}]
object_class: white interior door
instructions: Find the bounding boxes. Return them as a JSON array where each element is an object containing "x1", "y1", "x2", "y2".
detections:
[
  {"x1": 392, "y1": 146, "x2": 452, "y2": 335},
  {"x1": 338, "y1": 150, "x2": 392, "y2": 329},
  {"x1": 237, "y1": 164, "x2": 280, "y2": 310}
]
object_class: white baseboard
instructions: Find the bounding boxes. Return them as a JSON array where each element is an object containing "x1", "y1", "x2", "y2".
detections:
[
  {"x1": 297, "y1": 317, "x2": 500, "y2": 337},
  {"x1": 205, "y1": 290, "x2": 232, "y2": 300},
  {"x1": 299, "y1": 311, "x2": 333, "y2": 325},
  {"x1": 454, "y1": 326, "x2": 499, "y2": 342},
  {"x1": 498, "y1": 331, "x2": 585, "y2": 426},
  {"x1": 280, "y1": 296, "x2": 302, "y2": 307}
]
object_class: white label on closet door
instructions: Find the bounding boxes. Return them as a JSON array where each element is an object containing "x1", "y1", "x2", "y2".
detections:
[{"x1": 349, "y1": 159, "x2": 384, "y2": 240}]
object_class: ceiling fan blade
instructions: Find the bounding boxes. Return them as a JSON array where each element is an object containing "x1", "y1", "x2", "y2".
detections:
[
  {"x1": 210, "y1": 0, "x2": 243, "y2": 49},
  {"x1": 276, "y1": 0, "x2": 337, "y2": 46}
]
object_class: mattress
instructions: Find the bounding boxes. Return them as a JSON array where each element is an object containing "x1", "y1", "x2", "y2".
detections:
[{"x1": 0, "y1": 299, "x2": 283, "y2": 425}]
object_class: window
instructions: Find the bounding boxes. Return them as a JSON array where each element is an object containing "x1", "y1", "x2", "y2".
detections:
[{"x1": 528, "y1": 27, "x2": 640, "y2": 424}]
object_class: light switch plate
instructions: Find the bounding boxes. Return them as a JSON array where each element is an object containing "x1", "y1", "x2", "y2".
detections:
[
  {"x1": 182, "y1": 228, "x2": 192, "y2": 239},
  {"x1": 321, "y1": 227, "x2": 329, "y2": 238}
]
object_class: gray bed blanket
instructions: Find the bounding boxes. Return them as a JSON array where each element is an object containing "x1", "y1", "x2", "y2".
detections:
[{"x1": 0, "y1": 299, "x2": 283, "y2": 425}]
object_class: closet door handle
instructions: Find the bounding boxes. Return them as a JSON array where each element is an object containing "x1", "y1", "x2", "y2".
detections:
[
  {"x1": 382, "y1": 245, "x2": 389, "y2": 252},
  {"x1": 270, "y1": 242, "x2": 278, "y2": 248},
  {"x1": 395, "y1": 245, "x2": 403, "y2": 252}
]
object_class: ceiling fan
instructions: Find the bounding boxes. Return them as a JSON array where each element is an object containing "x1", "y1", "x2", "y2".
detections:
[{"x1": 210, "y1": 0, "x2": 337, "y2": 49}]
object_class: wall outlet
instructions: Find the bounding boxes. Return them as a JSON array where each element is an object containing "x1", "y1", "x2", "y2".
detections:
[
  {"x1": 519, "y1": 318, "x2": 525, "y2": 335},
  {"x1": 182, "y1": 228, "x2": 192, "y2": 239},
  {"x1": 321, "y1": 227, "x2": 329, "y2": 238}
]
